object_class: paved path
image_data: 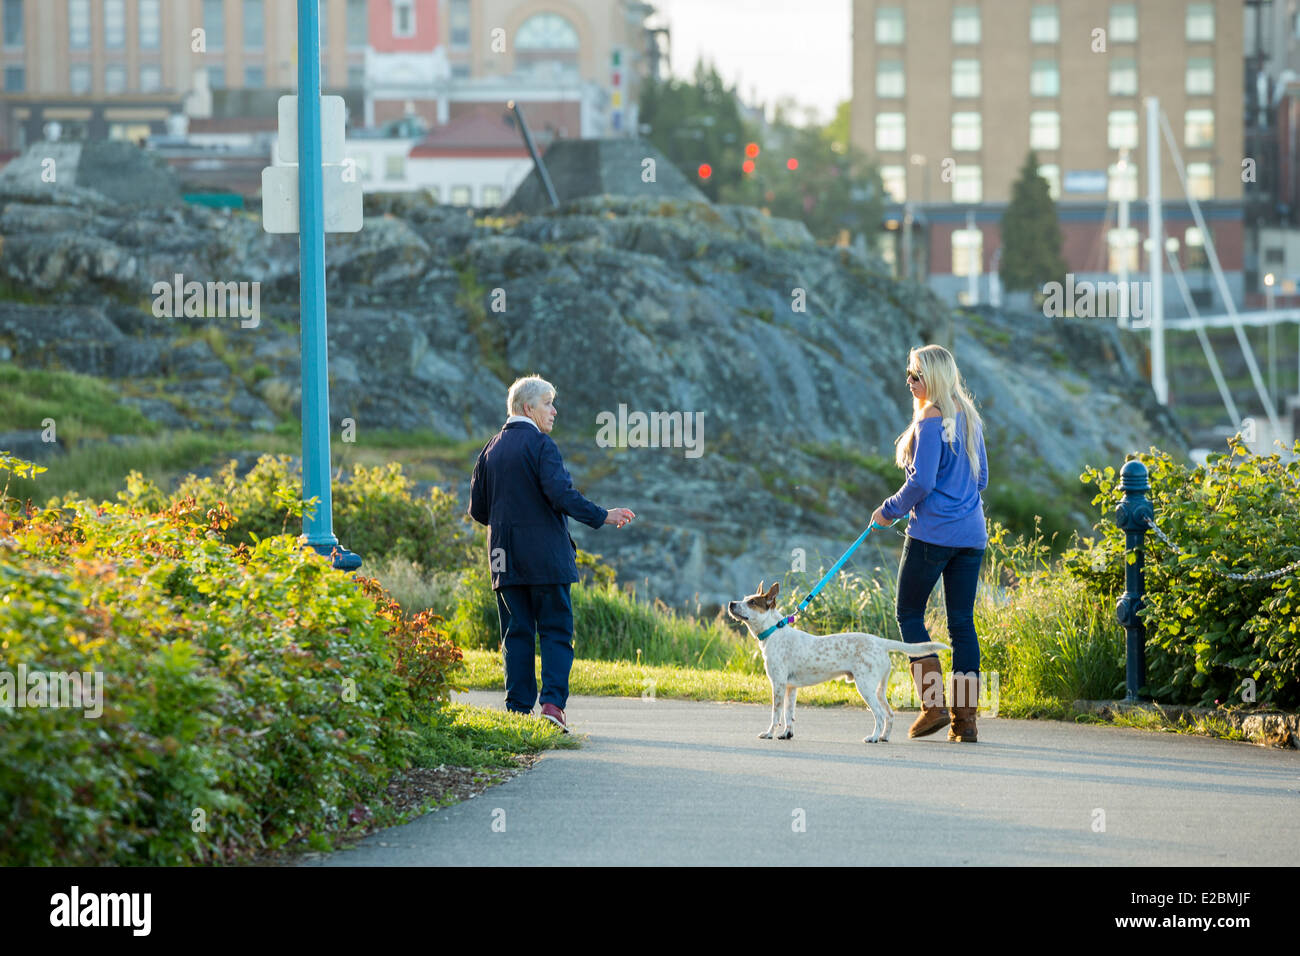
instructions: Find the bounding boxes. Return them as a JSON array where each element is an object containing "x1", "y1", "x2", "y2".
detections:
[{"x1": 307, "y1": 692, "x2": 1300, "y2": 866}]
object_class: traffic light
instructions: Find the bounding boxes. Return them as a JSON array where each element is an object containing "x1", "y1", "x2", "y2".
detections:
[
  {"x1": 698, "y1": 163, "x2": 712, "y2": 180},
  {"x1": 742, "y1": 159, "x2": 755, "y2": 174},
  {"x1": 786, "y1": 158, "x2": 799, "y2": 171},
  {"x1": 745, "y1": 142, "x2": 760, "y2": 159}
]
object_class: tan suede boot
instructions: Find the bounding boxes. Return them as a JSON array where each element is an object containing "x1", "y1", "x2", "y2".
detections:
[
  {"x1": 907, "y1": 657, "x2": 950, "y2": 738},
  {"x1": 947, "y1": 671, "x2": 980, "y2": 742}
]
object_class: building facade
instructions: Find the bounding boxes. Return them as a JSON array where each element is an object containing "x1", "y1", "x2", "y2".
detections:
[
  {"x1": 850, "y1": 0, "x2": 1245, "y2": 315},
  {"x1": 0, "y1": 0, "x2": 656, "y2": 168}
]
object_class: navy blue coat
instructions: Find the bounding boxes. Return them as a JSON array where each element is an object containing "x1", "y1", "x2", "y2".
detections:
[{"x1": 468, "y1": 421, "x2": 608, "y2": 589}]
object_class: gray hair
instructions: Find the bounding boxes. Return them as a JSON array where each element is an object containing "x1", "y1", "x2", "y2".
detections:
[{"x1": 507, "y1": 375, "x2": 555, "y2": 416}]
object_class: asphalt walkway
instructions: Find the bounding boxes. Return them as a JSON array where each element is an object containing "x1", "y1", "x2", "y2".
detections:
[{"x1": 307, "y1": 691, "x2": 1300, "y2": 866}]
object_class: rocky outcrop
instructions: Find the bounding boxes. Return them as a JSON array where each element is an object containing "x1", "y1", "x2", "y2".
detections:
[{"x1": 0, "y1": 154, "x2": 1189, "y2": 607}]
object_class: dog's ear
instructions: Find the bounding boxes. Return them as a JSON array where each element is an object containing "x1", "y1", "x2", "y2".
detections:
[
  {"x1": 764, "y1": 581, "x2": 780, "y2": 607},
  {"x1": 756, "y1": 580, "x2": 765, "y2": 597}
]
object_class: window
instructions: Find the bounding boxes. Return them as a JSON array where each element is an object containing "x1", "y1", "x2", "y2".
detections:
[
  {"x1": 3, "y1": 66, "x2": 23, "y2": 91},
  {"x1": 1186, "y1": 58, "x2": 1213, "y2": 95},
  {"x1": 952, "y1": 112, "x2": 982, "y2": 151},
  {"x1": 347, "y1": 0, "x2": 368, "y2": 48},
  {"x1": 105, "y1": 0, "x2": 124, "y2": 48},
  {"x1": 104, "y1": 64, "x2": 126, "y2": 94},
  {"x1": 70, "y1": 63, "x2": 91, "y2": 93},
  {"x1": 203, "y1": 0, "x2": 225, "y2": 51},
  {"x1": 1186, "y1": 3, "x2": 1214, "y2": 42},
  {"x1": 952, "y1": 5, "x2": 980, "y2": 44},
  {"x1": 876, "y1": 113, "x2": 905, "y2": 151},
  {"x1": 952, "y1": 228, "x2": 983, "y2": 276},
  {"x1": 1039, "y1": 163, "x2": 1060, "y2": 200},
  {"x1": 1030, "y1": 4, "x2": 1058, "y2": 42},
  {"x1": 450, "y1": 0, "x2": 470, "y2": 49},
  {"x1": 347, "y1": 64, "x2": 365, "y2": 88},
  {"x1": 69, "y1": 0, "x2": 90, "y2": 49},
  {"x1": 1187, "y1": 162, "x2": 1213, "y2": 200},
  {"x1": 139, "y1": 0, "x2": 160, "y2": 49},
  {"x1": 393, "y1": 0, "x2": 415, "y2": 38},
  {"x1": 1185, "y1": 109, "x2": 1214, "y2": 148},
  {"x1": 354, "y1": 154, "x2": 372, "y2": 181},
  {"x1": 876, "y1": 60, "x2": 904, "y2": 98},
  {"x1": 1031, "y1": 59, "x2": 1059, "y2": 97},
  {"x1": 385, "y1": 154, "x2": 405, "y2": 181},
  {"x1": 483, "y1": 185, "x2": 503, "y2": 207},
  {"x1": 3, "y1": 0, "x2": 22, "y2": 47},
  {"x1": 1108, "y1": 110, "x2": 1138, "y2": 149},
  {"x1": 450, "y1": 185, "x2": 472, "y2": 205},
  {"x1": 881, "y1": 165, "x2": 906, "y2": 202},
  {"x1": 140, "y1": 64, "x2": 161, "y2": 92},
  {"x1": 1109, "y1": 57, "x2": 1137, "y2": 96},
  {"x1": 1109, "y1": 3, "x2": 1137, "y2": 43},
  {"x1": 1030, "y1": 110, "x2": 1059, "y2": 149},
  {"x1": 1185, "y1": 227, "x2": 1207, "y2": 268},
  {"x1": 425, "y1": 184, "x2": 439, "y2": 201},
  {"x1": 515, "y1": 12, "x2": 579, "y2": 73},
  {"x1": 244, "y1": 0, "x2": 264, "y2": 50},
  {"x1": 1108, "y1": 161, "x2": 1138, "y2": 200},
  {"x1": 451, "y1": 63, "x2": 471, "y2": 79},
  {"x1": 953, "y1": 165, "x2": 981, "y2": 202},
  {"x1": 952, "y1": 59, "x2": 980, "y2": 97},
  {"x1": 876, "y1": 6, "x2": 904, "y2": 44},
  {"x1": 1108, "y1": 227, "x2": 1140, "y2": 272},
  {"x1": 208, "y1": 65, "x2": 226, "y2": 89},
  {"x1": 245, "y1": 66, "x2": 265, "y2": 87}
]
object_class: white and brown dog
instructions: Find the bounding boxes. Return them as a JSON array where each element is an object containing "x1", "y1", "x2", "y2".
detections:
[{"x1": 726, "y1": 581, "x2": 949, "y2": 743}]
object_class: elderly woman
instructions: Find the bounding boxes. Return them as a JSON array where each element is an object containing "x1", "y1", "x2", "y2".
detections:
[
  {"x1": 870, "y1": 345, "x2": 989, "y2": 743},
  {"x1": 468, "y1": 375, "x2": 635, "y2": 732}
]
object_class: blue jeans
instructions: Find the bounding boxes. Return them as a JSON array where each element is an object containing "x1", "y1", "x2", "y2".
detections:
[
  {"x1": 895, "y1": 535, "x2": 984, "y2": 674},
  {"x1": 495, "y1": 583, "x2": 574, "y2": 713}
]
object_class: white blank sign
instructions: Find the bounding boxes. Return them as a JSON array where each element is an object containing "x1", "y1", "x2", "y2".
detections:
[
  {"x1": 277, "y1": 95, "x2": 346, "y2": 165},
  {"x1": 261, "y1": 165, "x2": 363, "y2": 234}
]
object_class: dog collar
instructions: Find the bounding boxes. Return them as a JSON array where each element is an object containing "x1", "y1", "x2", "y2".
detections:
[{"x1": 756, "y1": 615, "x2": 795, "y2": 641}]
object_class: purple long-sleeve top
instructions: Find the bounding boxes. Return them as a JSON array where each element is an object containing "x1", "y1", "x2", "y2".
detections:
[{"x1": 879, "y1": 409, "x2": 988, "y2": 548}]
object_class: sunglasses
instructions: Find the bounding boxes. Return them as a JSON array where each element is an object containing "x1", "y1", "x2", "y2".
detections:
[{"x1": 906, "y1": 370, "x2": 923, "y2": 384}]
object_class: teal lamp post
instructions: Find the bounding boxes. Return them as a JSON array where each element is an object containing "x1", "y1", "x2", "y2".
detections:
[{"x1": 296, "y1": 0, "x2": 360, "y2": 572}]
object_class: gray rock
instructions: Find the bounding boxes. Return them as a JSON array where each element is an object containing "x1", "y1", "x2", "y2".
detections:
[
  {"x1": 165, "y1": 340, "x2": 228, "y2": 379},
  {"x1": 0, "y1": 430, "x2": 63, "y2": 462},
  {"x1": 119, "y1": 397, "x2": 188, "y2": 430},
  {"x1": 106, "y1": 339, "x2": 162, "y2": 378}
]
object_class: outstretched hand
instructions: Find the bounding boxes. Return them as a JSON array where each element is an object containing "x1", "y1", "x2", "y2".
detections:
[{"x1": 605, "y1": 507, "x2": 636, "y2": 528}]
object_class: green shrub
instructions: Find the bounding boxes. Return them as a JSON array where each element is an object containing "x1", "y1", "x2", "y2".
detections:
[
  {"x1": 0, "y1": 451, "x2": 463, "y2": 865},
  {"x1": 1062, "y1": 437, "x2": 1300, "y2": 707},
  {"x1": 115, "y1": 454, "x2": 479, "y2": 573}
]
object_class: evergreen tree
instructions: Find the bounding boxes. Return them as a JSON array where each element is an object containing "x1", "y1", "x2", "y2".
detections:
[{"x1": 999, "y1": 151, "x2": 1067, "y2": 294}]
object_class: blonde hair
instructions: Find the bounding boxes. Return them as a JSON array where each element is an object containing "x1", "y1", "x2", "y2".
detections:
[
  {"x1": 892, "y1": 345, "x2": 984, "y2": 480},
  {"x1": 507, "y1": 375, "x2": 555, "y2": 416}
]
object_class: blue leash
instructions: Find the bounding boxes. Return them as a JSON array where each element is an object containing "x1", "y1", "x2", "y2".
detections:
[{"x1": 755, "y1": 520, "x2": 896, "y2": 641}]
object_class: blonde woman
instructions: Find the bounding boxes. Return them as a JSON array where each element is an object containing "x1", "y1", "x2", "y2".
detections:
[{"x1": 869, "y1": 345, "x2": 988, "y2": 743}]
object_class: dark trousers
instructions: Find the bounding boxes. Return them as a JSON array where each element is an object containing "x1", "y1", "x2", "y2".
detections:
[
  {"x1": 895, "y1": 535, "x2": 985, "y2": 675},
  {"x1": 495, "y1": 583, "x2": 574, "y2": 714}
]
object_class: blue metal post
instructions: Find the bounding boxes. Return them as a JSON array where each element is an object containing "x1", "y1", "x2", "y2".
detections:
[
  {"x1": 297, "y1": 0, "x2": 360, "y2": 572},
  {"x1": 1114, "y1": 458, "x2": 1153, "y2": 701}
]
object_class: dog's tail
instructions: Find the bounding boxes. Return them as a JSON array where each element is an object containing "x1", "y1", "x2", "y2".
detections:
[{"x1": 878, "y1": 638, "x2": 950, "y2": 657}]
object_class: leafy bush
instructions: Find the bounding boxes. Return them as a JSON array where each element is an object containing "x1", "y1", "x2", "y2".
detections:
[
  {"x1": 115, "y1": 454, "x2": 479, "y2": 573},
  {"x1": 1062, "y1": 437, "x2": 1300, "y2": 707},
  {"x1": 0, "y1": 451, "x2": 463, "y2": 865}
]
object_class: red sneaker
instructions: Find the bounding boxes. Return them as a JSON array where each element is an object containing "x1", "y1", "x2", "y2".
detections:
[{"x1": 539, "y1": 703, "x2": 569, "y2": 733}]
